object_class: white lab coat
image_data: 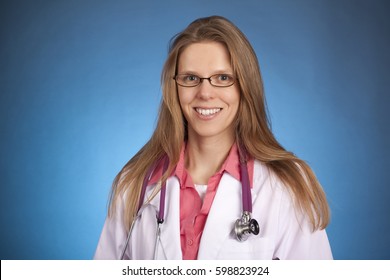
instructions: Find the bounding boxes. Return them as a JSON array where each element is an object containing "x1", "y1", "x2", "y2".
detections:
[{"x1": 94, "y1": 160, "x2": 333, "y2": 260}]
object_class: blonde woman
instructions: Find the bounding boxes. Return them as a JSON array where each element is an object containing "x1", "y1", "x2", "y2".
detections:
[{"x1": 94, "y1": 16, "x2": 332, "y2": 260}]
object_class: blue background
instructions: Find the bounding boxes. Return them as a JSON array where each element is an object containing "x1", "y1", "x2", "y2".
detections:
[{"x1": 1, "y1": 0, "x2": 389, "y2": 259}]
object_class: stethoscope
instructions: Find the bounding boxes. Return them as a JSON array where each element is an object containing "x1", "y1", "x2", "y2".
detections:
[{"x1": 119, "y1": 151, "x2": 260, "y2": 260}]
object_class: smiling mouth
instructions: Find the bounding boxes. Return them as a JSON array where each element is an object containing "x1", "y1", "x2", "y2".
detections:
[{"x1": 195, "y1": 108, "x2": 222, "y2": 116}]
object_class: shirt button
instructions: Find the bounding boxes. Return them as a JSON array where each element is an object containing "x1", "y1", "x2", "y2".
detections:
[{"x1": 187, "y1": 239, "x2": 193, "y2": 246}]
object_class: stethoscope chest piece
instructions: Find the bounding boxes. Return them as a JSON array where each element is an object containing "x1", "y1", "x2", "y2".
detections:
[{"x1": 234, "y1": 211, "x2": 260, "y2": 242}]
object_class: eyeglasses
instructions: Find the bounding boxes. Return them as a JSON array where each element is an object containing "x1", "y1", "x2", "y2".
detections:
[{"x1": 173, "y1": 73, "x2": 236, "y2": 88}]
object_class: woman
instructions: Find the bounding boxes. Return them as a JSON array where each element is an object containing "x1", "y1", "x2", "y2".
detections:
[{"x1": 94, "y1": 16, "x2": 332, "y2": 260}]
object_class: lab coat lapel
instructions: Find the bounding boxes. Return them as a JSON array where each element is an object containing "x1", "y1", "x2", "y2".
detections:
[
  {"x1": 157, "y1": 177, "x2": 182, "y2": 259},
  {"x1": 197, "y1": 173, "x2": 242, "y2": 259}
]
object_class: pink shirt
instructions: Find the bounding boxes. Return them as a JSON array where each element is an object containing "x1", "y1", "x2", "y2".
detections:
[{"x1": 149, "y1": 143, "x2": 254, "y2": 259}]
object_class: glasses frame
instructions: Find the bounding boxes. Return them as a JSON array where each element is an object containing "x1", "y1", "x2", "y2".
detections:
[{"x1": 173, "y1": 73, "x2": 237, "y2": 88}]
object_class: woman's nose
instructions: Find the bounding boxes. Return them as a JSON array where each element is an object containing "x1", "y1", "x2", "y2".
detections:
[{"x1": 196, "y1": 79, "x2": 215, "y2": 99}]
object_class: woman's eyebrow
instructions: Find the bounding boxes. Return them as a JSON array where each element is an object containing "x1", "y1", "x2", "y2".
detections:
[{"x1": 177, "y1": 69, "x2": 233, "y2": 75}]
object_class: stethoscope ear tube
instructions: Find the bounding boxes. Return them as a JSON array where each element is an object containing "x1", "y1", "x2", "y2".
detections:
[
  {"x1": 120, "y1": 213, "x2": 139, "y2": 260},
  {"x1": 121, "y1": 156, "x2": 169, "y2": 259}
]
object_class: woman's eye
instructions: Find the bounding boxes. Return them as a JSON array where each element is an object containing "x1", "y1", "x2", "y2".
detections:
[
  {"x1": 185, "y1": 75, "x2": 198, "y2": 81},
  {"x1": 218, "y1": 74, "x2": 231, "y2": 81}
]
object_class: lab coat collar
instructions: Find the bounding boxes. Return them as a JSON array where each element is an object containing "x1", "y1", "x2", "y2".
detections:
[
  {"x1": 197, "y1": 173, "x2": 257, "y2": 259},
  {"x1": 155, "y1": 172, "x2": 257, "y2": 260},
  {"x1": 157, "y1": 176, "x2": 182, "y2": 259}
]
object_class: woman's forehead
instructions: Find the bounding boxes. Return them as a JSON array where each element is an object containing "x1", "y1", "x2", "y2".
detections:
[{"x1": 177, "y1": 42, "x2": 232, "y2": 73}]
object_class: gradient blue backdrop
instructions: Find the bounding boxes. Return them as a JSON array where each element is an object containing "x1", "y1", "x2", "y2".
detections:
[{"x1": 1, "y1": 0, "x2": 389, "y2": 259}]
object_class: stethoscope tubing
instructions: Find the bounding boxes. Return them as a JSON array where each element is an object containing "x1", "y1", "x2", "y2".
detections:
[
  {"x1": 120, "y1": 156, "x2": 168, "y2": 259},
  {"x1": 157, "y1": 156, "x2": 169, "y2": 223},
  {"x1": 240, "y1": 160, "x2": 252, "y2": 213},
  {"x1": 120, "y1": 149, "x2": 257, "y2": 259}
]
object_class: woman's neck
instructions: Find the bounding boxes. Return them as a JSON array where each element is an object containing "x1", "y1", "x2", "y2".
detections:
[{"x1": 185, "y1": 135, "x2": 235, "y2": 185}]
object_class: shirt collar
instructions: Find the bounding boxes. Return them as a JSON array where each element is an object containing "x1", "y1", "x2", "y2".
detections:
[
  {"x1": 175, "y1": 142, "x2": 242, "y2": 185},
  {"x1": 148, "y1": 142, "x2": 253, "y2": 188}
]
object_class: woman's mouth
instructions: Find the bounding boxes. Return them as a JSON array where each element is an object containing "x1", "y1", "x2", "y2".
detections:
[{"x1": 195, "y1": 107, "x2": 222, "y2": 116}]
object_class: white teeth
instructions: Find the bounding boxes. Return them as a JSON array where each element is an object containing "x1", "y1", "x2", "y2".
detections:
[{"x1": 196, "y1": 108, "x2": 221, "y2": 116}]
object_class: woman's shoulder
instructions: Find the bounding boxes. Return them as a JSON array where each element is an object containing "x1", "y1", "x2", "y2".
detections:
[
  {"x1": 253, "y1": 160, "x2": 285, "y2": 189},
  {"x1": 252, "y1": 159, "x2": 294, "y2": 203}
]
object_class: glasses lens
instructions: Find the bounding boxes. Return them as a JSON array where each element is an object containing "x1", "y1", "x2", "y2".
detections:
[
  {"x1": 210, "y1": 74, "x2": 235, "y2": 87},
  {"x1": 174, "y1": 74, "x2": 236, "y2": 87},
  {"x1": 175, "y1": 74, "x2": 199, "y2": 87}
]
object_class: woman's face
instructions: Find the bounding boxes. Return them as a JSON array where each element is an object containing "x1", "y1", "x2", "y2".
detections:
[{"x1": 177, "y1": 42, "x2": 240, "y2": 143}]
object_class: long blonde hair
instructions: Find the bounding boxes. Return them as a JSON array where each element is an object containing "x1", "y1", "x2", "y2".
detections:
[{"x1": 109, "y1": 16, "x2": 330, "y2": 231}]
